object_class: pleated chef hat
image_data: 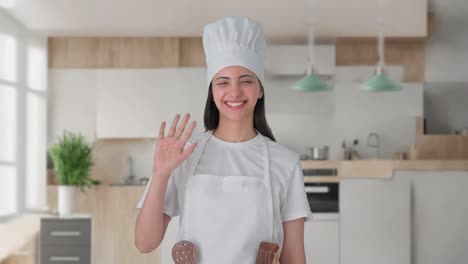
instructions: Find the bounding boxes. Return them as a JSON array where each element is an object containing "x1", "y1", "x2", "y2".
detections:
[{"x1": 202, "y1": 16, "x2": 266, "y2": 87}]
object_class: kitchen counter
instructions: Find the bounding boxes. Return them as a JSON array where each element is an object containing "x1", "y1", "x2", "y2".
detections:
[
  {"x1": 301, "y1": 159, "x2": 468, "y2": 180},
  {"x1": 0, "y1": 214, "x2": 49, "y2": 262}
]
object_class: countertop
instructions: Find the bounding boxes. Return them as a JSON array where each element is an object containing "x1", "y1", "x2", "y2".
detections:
[
  {"x1": 301, "y1": 159, "x2": 468, "y2": 182},
  {"x1": 0, "y1": 214, "x2": 51, "y2": 262}
]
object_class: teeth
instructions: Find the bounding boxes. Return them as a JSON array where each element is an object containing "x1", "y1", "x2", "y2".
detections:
[{"x1": 226, "y1": 101, "x2": 245, "y2": 107}]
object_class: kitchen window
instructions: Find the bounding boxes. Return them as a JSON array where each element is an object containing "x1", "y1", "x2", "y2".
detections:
[{"x1": 0, "y1": 14, "x2": 47, "y2": 222}]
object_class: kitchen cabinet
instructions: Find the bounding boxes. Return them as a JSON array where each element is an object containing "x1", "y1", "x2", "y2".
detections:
[
  {"x1": 40, "y1": 217, "x2": 92, "y2": 264},
  {"x1": 304, "y1": 216, "x2": 339, "y2": 264},
  {"x1": 47, "y1": 186, "x2": 161, "y2": 264},
  {"x1": 395, "y1": 170, "x2": 468, "y2": 264},
  {"x1": 340, "y1": 177, "x2": 411, "y2": 264},
  {"x1": 96, "y1": 68, "x2": 207, "y2": 138}
]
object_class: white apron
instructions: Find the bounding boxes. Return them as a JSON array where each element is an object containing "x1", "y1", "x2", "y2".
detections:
[{"x1": 178, "y1": 130, "x2": 276, "y2": 263}]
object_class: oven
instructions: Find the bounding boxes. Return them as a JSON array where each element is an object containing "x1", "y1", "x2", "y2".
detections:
[
  {"x1": 305, "y1": 182, "x2": 339, "y2": 213},
  {"x1": 303, "y1": 168, "x2": 339, "y2": 214}
]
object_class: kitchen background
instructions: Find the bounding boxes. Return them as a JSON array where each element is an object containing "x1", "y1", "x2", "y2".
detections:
[
  {"x1": 1, "y1": 0, "x2": 468, "y2": 264},
  {"x1": 42, "y1": 1, "x2": 468, "y2": 185}
]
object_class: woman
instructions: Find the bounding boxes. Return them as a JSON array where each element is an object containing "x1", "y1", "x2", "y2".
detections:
[{"x1": 135, "y1": 16, "x2": 312, "y2": 263}]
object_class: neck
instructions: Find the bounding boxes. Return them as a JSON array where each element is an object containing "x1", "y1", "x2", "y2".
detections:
[{"x1": 213, "y1": 116, "x2": 257, "y2": 143}]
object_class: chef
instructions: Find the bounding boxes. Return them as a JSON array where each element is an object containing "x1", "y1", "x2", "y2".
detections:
[{"x1": 135, "y1": 16, "x2": 313, "y2": 264}]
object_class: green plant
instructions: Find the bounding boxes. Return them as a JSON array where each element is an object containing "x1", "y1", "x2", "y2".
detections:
[{"x1": 49, "y1": 130, "x2": 101, "y2": 192}]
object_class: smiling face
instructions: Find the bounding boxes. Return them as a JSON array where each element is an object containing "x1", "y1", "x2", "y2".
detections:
[{"x1": 211, "y1": 66, "x2": 264, "y2": 123}]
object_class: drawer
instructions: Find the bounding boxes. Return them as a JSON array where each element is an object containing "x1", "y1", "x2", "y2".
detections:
[
  {"x1": 41, "y1": 245, "x2": 90, "y2": 264},
  {"x1": 41, "y1": 219, "x2": 91, "y2": 246}
]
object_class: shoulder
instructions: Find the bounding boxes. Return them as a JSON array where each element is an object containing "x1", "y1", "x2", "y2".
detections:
[
  {"x1": 261, "y1": 134, "x2": 300, "y2": 172},
  {"x1": 260, "y1": 135, "x2": 303, "y2": 205}
]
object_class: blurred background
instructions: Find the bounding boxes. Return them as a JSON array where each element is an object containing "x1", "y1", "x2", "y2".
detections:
[{"x1": 1, "y1": 0, "x2": 467, "y2": 263}]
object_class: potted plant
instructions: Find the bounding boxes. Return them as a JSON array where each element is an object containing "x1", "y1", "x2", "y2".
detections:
[{"x1": 49, "y1": 130, "x2": 101, "y2": 217}]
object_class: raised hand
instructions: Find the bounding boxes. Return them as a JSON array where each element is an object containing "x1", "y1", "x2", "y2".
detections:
[{"x1": 153, "y1": 113, "x2": 198, "y2": 177}]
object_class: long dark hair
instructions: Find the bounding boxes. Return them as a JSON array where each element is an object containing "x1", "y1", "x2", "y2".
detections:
[{"x1": 203, "y1": 81, "x2": 276, "y2": 142}]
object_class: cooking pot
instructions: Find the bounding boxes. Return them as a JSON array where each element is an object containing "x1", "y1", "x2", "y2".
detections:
[{"x1": 308, "y1": 146, "x2": 329, "y2": 160}]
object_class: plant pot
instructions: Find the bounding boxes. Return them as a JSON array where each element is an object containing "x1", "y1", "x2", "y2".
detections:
[{"x1": 58, "y1": 185, "x2": 75, "y2": 217}]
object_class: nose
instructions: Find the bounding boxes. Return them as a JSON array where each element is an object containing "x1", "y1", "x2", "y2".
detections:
[{"x1": 229, "y1": 82, "x2": 243, "y2": 98}]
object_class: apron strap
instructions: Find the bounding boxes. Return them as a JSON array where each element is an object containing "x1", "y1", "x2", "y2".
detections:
[
  {"x1": 180, "y1": 130, "x2": 212, "y2": 240},
  {"x1": 187, "y1": 130, "x2": 213, "y2": 177},
  {"x1": 259, "y1": 133, "x2": 275, "y2": 242}
]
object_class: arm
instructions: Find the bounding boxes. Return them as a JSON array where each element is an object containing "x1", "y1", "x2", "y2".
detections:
[
  {"x1": 279, "y1": 218, "x2": 306, "y2": 264},
  {"x1": 135, "y1": 171, "x2": 172, "y2": 253},
  {"x1": 134, "y1": 113, "x2": 197, "y2": 253}
]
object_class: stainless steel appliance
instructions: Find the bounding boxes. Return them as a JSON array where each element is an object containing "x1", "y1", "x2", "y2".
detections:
[
  {"x1": 305, "y1": 182, "x2": 339, "y2": 213},
  {"x1": 307, "y1": 146, "x2": 329, "y2": 160}
]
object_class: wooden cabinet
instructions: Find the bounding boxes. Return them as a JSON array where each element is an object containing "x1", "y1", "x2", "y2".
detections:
[
  {"x1": 96, "y1": 68, "x2": 207, "y2": 138},
  {"x1": 340, "y1": 177, "x2": 411, "y2": 264},
  {"x1": 304, "y1": 217, "x2": 339, "y2": 264},
  {"x1": 46, "y1": 186, "x2": 161, "y2": 264}
]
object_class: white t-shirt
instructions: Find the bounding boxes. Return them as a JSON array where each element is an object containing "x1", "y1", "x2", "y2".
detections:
[{"x1": 136, "y1": 130, "x2": 313, "y2": 240}]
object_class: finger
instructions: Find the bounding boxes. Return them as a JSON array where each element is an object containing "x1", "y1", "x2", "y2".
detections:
[
  {"x1": 174, "y1": 113, "x2": 190, "y2": 139},
  {"x1": 181, "y1": 120, "x2": 196, "y2": 143},
  {"x1": 179, "y1": 142, "x2": 198, "y2": 162},
  {"x1": 159, "y1": 121, "x2": 166, "y2": 140},
  {"x1": 168, "y1": 114, "x2": 180, "y2": 138}
]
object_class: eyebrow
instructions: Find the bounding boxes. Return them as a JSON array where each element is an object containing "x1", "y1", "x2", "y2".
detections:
[{"x1": 214, "y1": 75, "x2": 255, "y2": 81}]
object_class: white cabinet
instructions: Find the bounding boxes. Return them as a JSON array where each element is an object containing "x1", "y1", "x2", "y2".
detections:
[
  {"x1": 304, "y1": 216, "x2": 339, "y2": 264},
  {"x1": 396, "y1": 171, "x2": 468, "y2": 264},
  {"x1": 96, "y1": 68, "x2": 207, "y2": 138},
  {"x1": 340, "y1": 177, "x2": 411, "y2": 264},
  {"x1": 48, "y1": 70, "x2": 98, "y2": 141}
]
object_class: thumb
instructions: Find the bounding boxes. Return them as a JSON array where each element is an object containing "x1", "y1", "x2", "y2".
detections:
[{"x1": 179, "y1": 142, "x2": 198, "y2": 162}]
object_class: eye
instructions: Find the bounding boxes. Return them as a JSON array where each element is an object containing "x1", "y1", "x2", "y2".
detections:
[
  {"x1": 241, "y1": 81, "x2": 253, "y2": 83},
  {"x1": 216, "y1": 82, "x2": 228, "y2": 86}
]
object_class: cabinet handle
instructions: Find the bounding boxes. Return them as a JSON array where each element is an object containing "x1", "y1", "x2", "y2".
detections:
[
  {"x1": 50, "y1": 231, "x2": 81, "y2": 237},
  {"x1": 305, "y1": 186, "x2": 330, "y2": 193},
  {"x1": 50, "y1": 256, "x2": 80, "y2": 262}
]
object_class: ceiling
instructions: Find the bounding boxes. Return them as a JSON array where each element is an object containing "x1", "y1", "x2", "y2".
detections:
[{"x1": 2, "y1": 0, "x2": 427, "y2": 39}]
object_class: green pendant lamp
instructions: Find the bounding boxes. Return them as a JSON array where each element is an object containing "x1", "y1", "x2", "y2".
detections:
[
  {"x1": 293, "y1": 67, "x2": 332, "y2": 91},
  {"x1": 361, "y1": 0, "x2": 402, "y2": 92},
  {"x1": 361, "y1": 65, "x2": 402, "y2": 92},
  {"x1": 293, "y1": 0, "x2": 332, "y2": 92}
]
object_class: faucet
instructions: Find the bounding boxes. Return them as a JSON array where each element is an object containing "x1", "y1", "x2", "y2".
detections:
[
  {"x1": 367, "y1": 132, "x2": 380, "y2": 159},
  {"x1": 125, "y1": 156, "x2": 136, "y2": 184}
]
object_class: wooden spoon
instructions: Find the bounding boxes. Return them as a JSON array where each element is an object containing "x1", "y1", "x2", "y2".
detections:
[
  {"x1": 256, "y1": 241, "x2": 280, "y2": 264},
  {"x1": 172, "y1": 240, "x2": 197, "y2": 264}
]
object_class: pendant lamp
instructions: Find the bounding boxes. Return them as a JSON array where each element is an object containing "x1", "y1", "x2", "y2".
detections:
[
  {"x1": 293, "y1": 0, "x2": 332, "y2": 92},
  {"x1": 360, "y1": 0, "x2": 402, "y2": 92}
]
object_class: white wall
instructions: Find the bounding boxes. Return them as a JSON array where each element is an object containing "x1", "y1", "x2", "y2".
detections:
[{"x1": 49, "y1": 67, "x2": 423, "y2": 183}]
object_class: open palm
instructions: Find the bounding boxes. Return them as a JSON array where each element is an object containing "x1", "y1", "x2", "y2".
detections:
[{"x1": 153, "y1": 113, "x2": 198, "y2": 175}]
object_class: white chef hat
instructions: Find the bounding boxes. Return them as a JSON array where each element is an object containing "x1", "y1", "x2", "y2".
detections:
[{"x1": 202, "y1": 16, "x2": 266, "y2": 87}]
